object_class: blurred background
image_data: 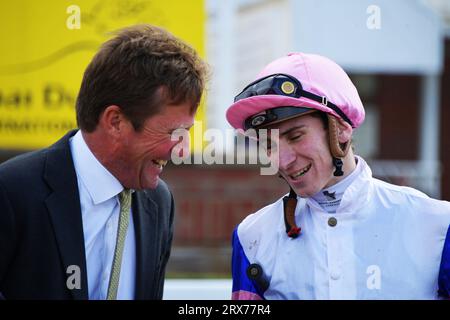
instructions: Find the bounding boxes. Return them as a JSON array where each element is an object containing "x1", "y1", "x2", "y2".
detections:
[{"x1": 1, "y1": 0, "x2": 450, "y2": 299}]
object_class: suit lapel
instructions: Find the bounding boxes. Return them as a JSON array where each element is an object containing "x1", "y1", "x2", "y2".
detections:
[
  {"x1": 133, "y1": 191, "x2": 159, "y2": 300},
  {"x1": 43, "y1": 130, "x2": 89, "y2": 300}
]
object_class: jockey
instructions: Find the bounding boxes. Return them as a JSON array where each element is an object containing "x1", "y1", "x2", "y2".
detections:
[{"x1": 226, "y1": 52, "x2": 450, "y2": 299}]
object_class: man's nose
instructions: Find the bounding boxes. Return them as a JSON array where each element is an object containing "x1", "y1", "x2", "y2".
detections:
[{"x1": 278, "y1": 142, "x2": 296, "y2": 171}]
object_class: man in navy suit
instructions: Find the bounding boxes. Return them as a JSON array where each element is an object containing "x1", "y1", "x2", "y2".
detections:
[{"x1": 0, "y1": 24, "x2": 208, "y2": 300}]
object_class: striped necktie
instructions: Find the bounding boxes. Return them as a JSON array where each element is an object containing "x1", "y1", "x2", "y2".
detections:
[{"x1": 107, "y1": 189, "x2": 131, "y2": 300}]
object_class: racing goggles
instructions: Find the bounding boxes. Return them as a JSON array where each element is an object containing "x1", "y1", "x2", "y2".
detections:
[{"x1": 234, "y1": 73, "x2": 353, "y2": 128}]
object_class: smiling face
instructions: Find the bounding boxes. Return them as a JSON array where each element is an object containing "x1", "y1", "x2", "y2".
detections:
[
  {"x1": 114, "y1": 102, "x2": 195, "y2": 190},
  {"x1": 267, "y1": 113, "x2": 347, "y2": 197}
]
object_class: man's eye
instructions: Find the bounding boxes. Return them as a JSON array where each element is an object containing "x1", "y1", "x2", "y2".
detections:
[{"x1": 290, "y1": 135, "x2": 302, "y2": 141}]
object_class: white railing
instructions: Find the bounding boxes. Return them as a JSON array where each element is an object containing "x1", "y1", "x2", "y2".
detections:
[{"x1": 163, "y1": 279, "x2": 232, "y2": 300}]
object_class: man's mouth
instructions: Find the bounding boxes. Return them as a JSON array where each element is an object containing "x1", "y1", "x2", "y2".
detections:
[
  {"x1": 151, "y1": 159, "x2": 168, "y2": 169},
  {"x1": 289, "y1": 164, "x2": 312, "y2": 180}
]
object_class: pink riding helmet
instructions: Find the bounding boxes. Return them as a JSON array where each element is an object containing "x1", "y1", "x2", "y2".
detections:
[{"x1": 226, "y1": 52, "x2": 365, "y2": 130}]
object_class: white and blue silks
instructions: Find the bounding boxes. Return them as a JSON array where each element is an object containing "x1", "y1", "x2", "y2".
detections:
[{"x1": 231, "y1": 156, "x2": 450, "y2": 299}]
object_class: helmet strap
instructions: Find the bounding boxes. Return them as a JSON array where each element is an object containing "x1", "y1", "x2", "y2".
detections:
[
  {"x1": 283, "y1": 187, "x2": 301, "y2": 238},
  {"x1": 327, "y1": 114, "x2": 350, "y2": 176},
  {"x1": 332, "y1": 157, "x2": 344, "y2": 176},
  {"x1": 279, "y1": 174, "x2": 301, "y2": 238}
]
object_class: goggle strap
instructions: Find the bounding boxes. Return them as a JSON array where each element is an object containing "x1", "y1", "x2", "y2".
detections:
[{"x1": 300, "y1": 91, "x2": 353, "y2": 127}]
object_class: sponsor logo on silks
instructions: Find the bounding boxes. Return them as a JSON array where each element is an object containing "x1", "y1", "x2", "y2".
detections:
[{"x1": 323, "y1": 190, "x2": 336, "y2": 200}]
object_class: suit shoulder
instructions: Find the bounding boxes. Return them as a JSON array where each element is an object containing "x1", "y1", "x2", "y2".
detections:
[
  {"x1": 0, "y1": 149, "x2": 47, "y2": 185},
  {"x1": 156, "y1": 178, "x2": 171, "y2": 196},
  {"x1": 142, "y1": 178, "x2": 173, "y2": 206}
]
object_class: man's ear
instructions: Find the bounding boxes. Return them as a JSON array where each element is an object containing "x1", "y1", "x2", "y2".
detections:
[
  {"x1": 98, "y1": 105, "x2": 132, "y2": 137},
  {"x1": 336, "y1": 117, "x2": 353, "y2": 144}
]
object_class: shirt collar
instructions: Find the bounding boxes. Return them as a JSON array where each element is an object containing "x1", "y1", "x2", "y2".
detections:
[
  {"x1": 305, "y1": 155, "x2": 373, "y2": 215},
  {"x1": 310, "y1": 157, "x2": 362, "y2": 206},
  {"x1": 70, "y1": 130, "x2": 124, "y2": 205},
  {"x1": 338, "y1": 155, "x2": 373, "y2": 213}
]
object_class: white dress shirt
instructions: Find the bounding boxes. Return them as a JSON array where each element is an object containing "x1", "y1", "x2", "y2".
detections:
[{"x1": 70, "y1": 130, "x2": 136, "y2": 300}]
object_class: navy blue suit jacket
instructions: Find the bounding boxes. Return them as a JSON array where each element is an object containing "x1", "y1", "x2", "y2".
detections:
[{"x1": 0, "y1": 130, "x2": 174, "y2": 300}]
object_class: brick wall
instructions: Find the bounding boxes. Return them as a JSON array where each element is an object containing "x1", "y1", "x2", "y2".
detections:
[
  {"x1": 162, "y1": 164, "x2": 288, "y2": 246},
  {"x1": 376, "y1": 75, "x2": 420, "y2": 160}
]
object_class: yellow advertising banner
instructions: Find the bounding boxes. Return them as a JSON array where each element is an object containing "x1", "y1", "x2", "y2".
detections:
[{"x1": 0, "y1": 0, "x2": 205, "y2": 150}]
